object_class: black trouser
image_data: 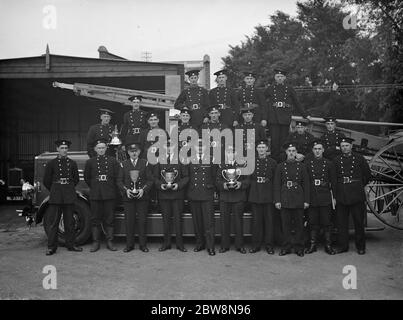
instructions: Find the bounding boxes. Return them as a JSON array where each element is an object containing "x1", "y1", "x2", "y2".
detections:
[
  {"x1": 281, "y1": 208, "x2": 304, "y2": 251},
  {"x1": 219, "y1": 201, "x2": 244, "y2": 249},
  {"x1": 90, "y1": 200, "x2": 115, "y2": 228},
  {"x1": 124, "y1": 200, "x2": 149, "y2": 248},
  {"x1": 190, "y1": 200, "x2": 215, "y2": 250},
  {"x1": 251, "y1": 203, "x2": 276, "y2": 248},
  {"x1": 159, "y1": 199, "x2": 184, "y2": 248},
  {"x1": 308, "y1": 205, "x2": 332, "y2": 232},
  {"x1": 337, "y1": 202, "x2": 366, "y2": 251},
  {"x1": 47, "y1": 204, "x2": 75, "y2": 250},
  {"x1": 269, "y1": 124, "x2": 290, "y2": 162}
]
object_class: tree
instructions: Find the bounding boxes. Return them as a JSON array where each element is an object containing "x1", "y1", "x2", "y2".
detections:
[{"x1": 222, "y1": 0, "x2": 402, "y2": 130}]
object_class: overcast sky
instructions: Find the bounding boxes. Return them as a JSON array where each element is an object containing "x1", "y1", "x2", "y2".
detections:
[{"x1": 0, "y1": 0, "x2": 298, "y2": 84}]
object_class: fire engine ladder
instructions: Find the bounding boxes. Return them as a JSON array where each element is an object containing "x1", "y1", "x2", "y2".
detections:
[{"x1": 52, "y1": 81, "x2": 179, "y2": 128}]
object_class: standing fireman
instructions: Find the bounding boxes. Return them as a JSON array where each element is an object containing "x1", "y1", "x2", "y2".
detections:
[
  {"x1": 84, "y1": 138, "x2": 121, "y2": 252},
  {"x1": 43, "y1": 139, "x2": 81, "y2": 255},
  {"x1": 333, "y1": 137, "x2": 371, "y2": 255},
  {"x1": 248, "y1": 139, "x2": 278, "y2": 254},
  {"x1": 86, "y1": 108, "x2": 115, "y2": 158},
  {"x1": 216, "y1": 145, "x2": 249, "y2": 254},
  {"x1": 238, "y1": 105, "x2": 267, "y2": 156},
  {"x1": 208, "y1": 69, "x2": 240, "y2": 128},
  {"x1": 120, "y1": 95, "x2": 148, "y2": 145},
  {"x1": 274, "y1": 142, "x2": 310, "y2": 257},
  {"x1": 139, "y1": 112, "x2": 168, "y2": 160},
  {"x1": 265, "y1": 68, "x2": 310, "y2": 162},
  {"x1": 285, "y1": 121, "x2": 315, "y2": 162},
  {"x1": 236, "y1": 71, "x2": 267, "y2": 126},
  {"x1": 188, "y1": 140, "x2": 218, "y2": 256},
  {"x1": 154, "y1": 141, "x2": 189, "y2": 252},
  {"x1": 321, "y1": 117, "x2": 346, "y2": 160},
  {"x1": 305, "y1": 140, "x2": 337, "y2": 255},
  {"x1": 177, "y1": 107, "x2": 194, "y2": 150},
  {"x1": 174, "y1": 69, "x2": 210, "y2": 129},
  {"x1": 118, "y1": 142, "x2": 154, "y2": 253}
]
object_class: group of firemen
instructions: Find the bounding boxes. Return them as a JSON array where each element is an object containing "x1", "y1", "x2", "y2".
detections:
[{"x1": 42, "y1": 67, "x2": 371, "y2": 257}]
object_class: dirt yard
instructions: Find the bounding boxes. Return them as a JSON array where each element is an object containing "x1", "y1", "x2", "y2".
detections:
[{"x1": 0, "y1": 204, "x2": 402, "y2": 300}]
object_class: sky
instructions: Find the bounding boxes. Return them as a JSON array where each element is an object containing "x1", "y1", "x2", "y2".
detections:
[{"x1": 0, "y1": 0, "x2": 298, "y2": 84}]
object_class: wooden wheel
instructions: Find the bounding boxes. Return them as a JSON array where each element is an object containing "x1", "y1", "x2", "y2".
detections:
[{"x1": 367, "y1": 136, "x2": 403, "y2": 230}]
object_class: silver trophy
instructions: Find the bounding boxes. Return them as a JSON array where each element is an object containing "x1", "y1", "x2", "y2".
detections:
[
  {"x1": 129, "y1": 170, "x2": 140, "y2": 196},
  {"x1": 161, "y1": 169, "x2": 179, "y2": 189},
  {"x1": 222, "y1": 168, "x2": 241, "y2": 189}
]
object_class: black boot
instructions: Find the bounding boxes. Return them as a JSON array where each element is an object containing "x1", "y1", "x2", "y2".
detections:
[
  {"x1": 324, "y1": 231, "x2": 336, "y2": 255},
  {"x1": 305, "y1": 230, "x2": 317, "y2": 254},
  {"x1": 106, "y1": 227, "x2": 117, "y2": 251},
  {"x1": 90, "y1": 227, "x2": 100, "y2": 253}
]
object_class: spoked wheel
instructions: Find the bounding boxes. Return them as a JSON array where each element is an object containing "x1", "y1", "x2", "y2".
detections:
[{"x1": 366, "y1": 136, "x2": 403, "y2": 230}]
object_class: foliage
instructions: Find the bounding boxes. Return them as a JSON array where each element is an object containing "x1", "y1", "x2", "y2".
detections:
[{"x1": 222, "y1": 0, "x2": 403, "y2": 131}]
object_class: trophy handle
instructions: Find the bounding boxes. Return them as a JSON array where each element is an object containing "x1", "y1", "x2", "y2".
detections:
[
  {"x1": 235, "y1": 168, "x2": 242, "y2": 181},
  {"x1": 161, "y1": 169, "x2": 167, "y2": 183},
  {"x1": 173, "y1": 169, "x2": 179, "y2": 181},
  {"x1": 222, "y1": 169, "x2": 228, "y2": 182}
]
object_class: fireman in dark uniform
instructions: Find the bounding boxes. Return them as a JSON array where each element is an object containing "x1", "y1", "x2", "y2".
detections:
[
  {"x1": 333, "y1": 137, "x2": 371, "y2": 255},
  {"x1": 43, "y1": 139, "x2": 81, "y2": 255},
  {"x1": 305, "y1": 140, "x2": 337, "y2": 255},
  {"x1": 117, "y1": 141, "x2": 154, "y2": 253},
  {"x1": 188, "y1": 139, "x2": 218, "y2": 256},
  {"x1": 139, "y1": 112, "x2": 168, "y2": 160},
  {"x1": 238, "y1": 105, "x2": 267, "y2": 156},
  {"x1": 274, "y1": 142, "x2": 310, "y2": 257},
  {"x1": 265, "y1": 68, "x2": 311, "y2": 162},
  {"x1": 285, "y1": 121, "x2": 315, "y2": 162},
  {"x1": 236, "y1": 71, "x2": 267, "y2": 126},
  {"x1": 120, "y1": 95, "x2": 148, "y2": 145},
  {"x1": 208, "y1": 69, "x2": 240, "y2": 128},
  {"x1": 321, "y1": 117, "x2": 346, "y2": 160},
  {"x1": 248, "y1": 139, "x2": 278, "y2": 254},
  {"x1": 154, "y1": 140, "x2": 189, "y2": 252},
  {"x1": 216, "y1": 145, "x2": 249, "y2": 254},
  {"x1": 84, "y1": 138, "x2": 121, "y2": 252},
  {"x1": 175, "y1": 107, "x2": 196, "y2": 158},
  {"x1": 174, "y1": 69, "x2": 210, "y2": 129},
  {"x1": 86, "y1": 108, "x2": 115, "y2": 158},
  {"x1": 200, "y1": 105, "x2": 229, "y2": 161}
]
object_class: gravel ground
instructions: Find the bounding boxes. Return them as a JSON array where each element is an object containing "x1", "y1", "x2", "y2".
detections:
[{"x1": 0, "y1": 204, "x2": 402, "y2": 300}]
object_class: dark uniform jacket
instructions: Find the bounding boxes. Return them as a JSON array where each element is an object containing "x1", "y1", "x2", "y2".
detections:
[
  {"x1": 177, "y1": 122, "x2": 194, "y2": 148},
  {"x1": 83, "y1": 155, "x2": 120, "y2": 200},
  {"x1": 286, "y1": 131, "x2": 316, "y2": 156},
  {"x1": 187, "y1": 156, "x2": 217, "y2": 201},
  {"x1": 321, "y1": 130, "x2": 346, "y2": 160},
  {"x1": 274, "y1": 160, "x2": 310, "y2": 208},
  {"x1": 264, "y1": 84, "x2": 307, "y2": 125},
  {"x1": 238, "y1": 121, "x2": 267, "y2": 151},
  {"x1": 305, "y1": 156, "x2": 336, "y2": 207},
  {"x1": 43, "y1": 156, "x2": 79, "y2": 204},
  {"x1": 139, "y1": 127, "x2": 169, "y2": 159},
  {"x1": 174, "y1": 86, "x2": 210, "y2": 127},
  {"x1": 333, "y1": 152, "x2": 371, "y2": 205},
  {"x1": 236, "y1": 86, "x2": 267, "y2": 122},
  {"x1": 248, "y1": 156, "x2": 277, "y2": 204},
  {"x1": 208, "y1": 86, "x2": 239, "y2": 127},
  {"x1": 117, "y1": 158, "x2": 154, "y2": 202},
  {"x1": 153, "y1": 157, "x2": 189, "y2": 200},
  {"x1": 216, "y1": 161, "x2": 250, "y2": 203},
  {"x1": 86, "y1": 123, "x2": 114, "y2": 155},
  {"x1": 120, "y1": 108, "x2": 148, "y2": 144}
]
